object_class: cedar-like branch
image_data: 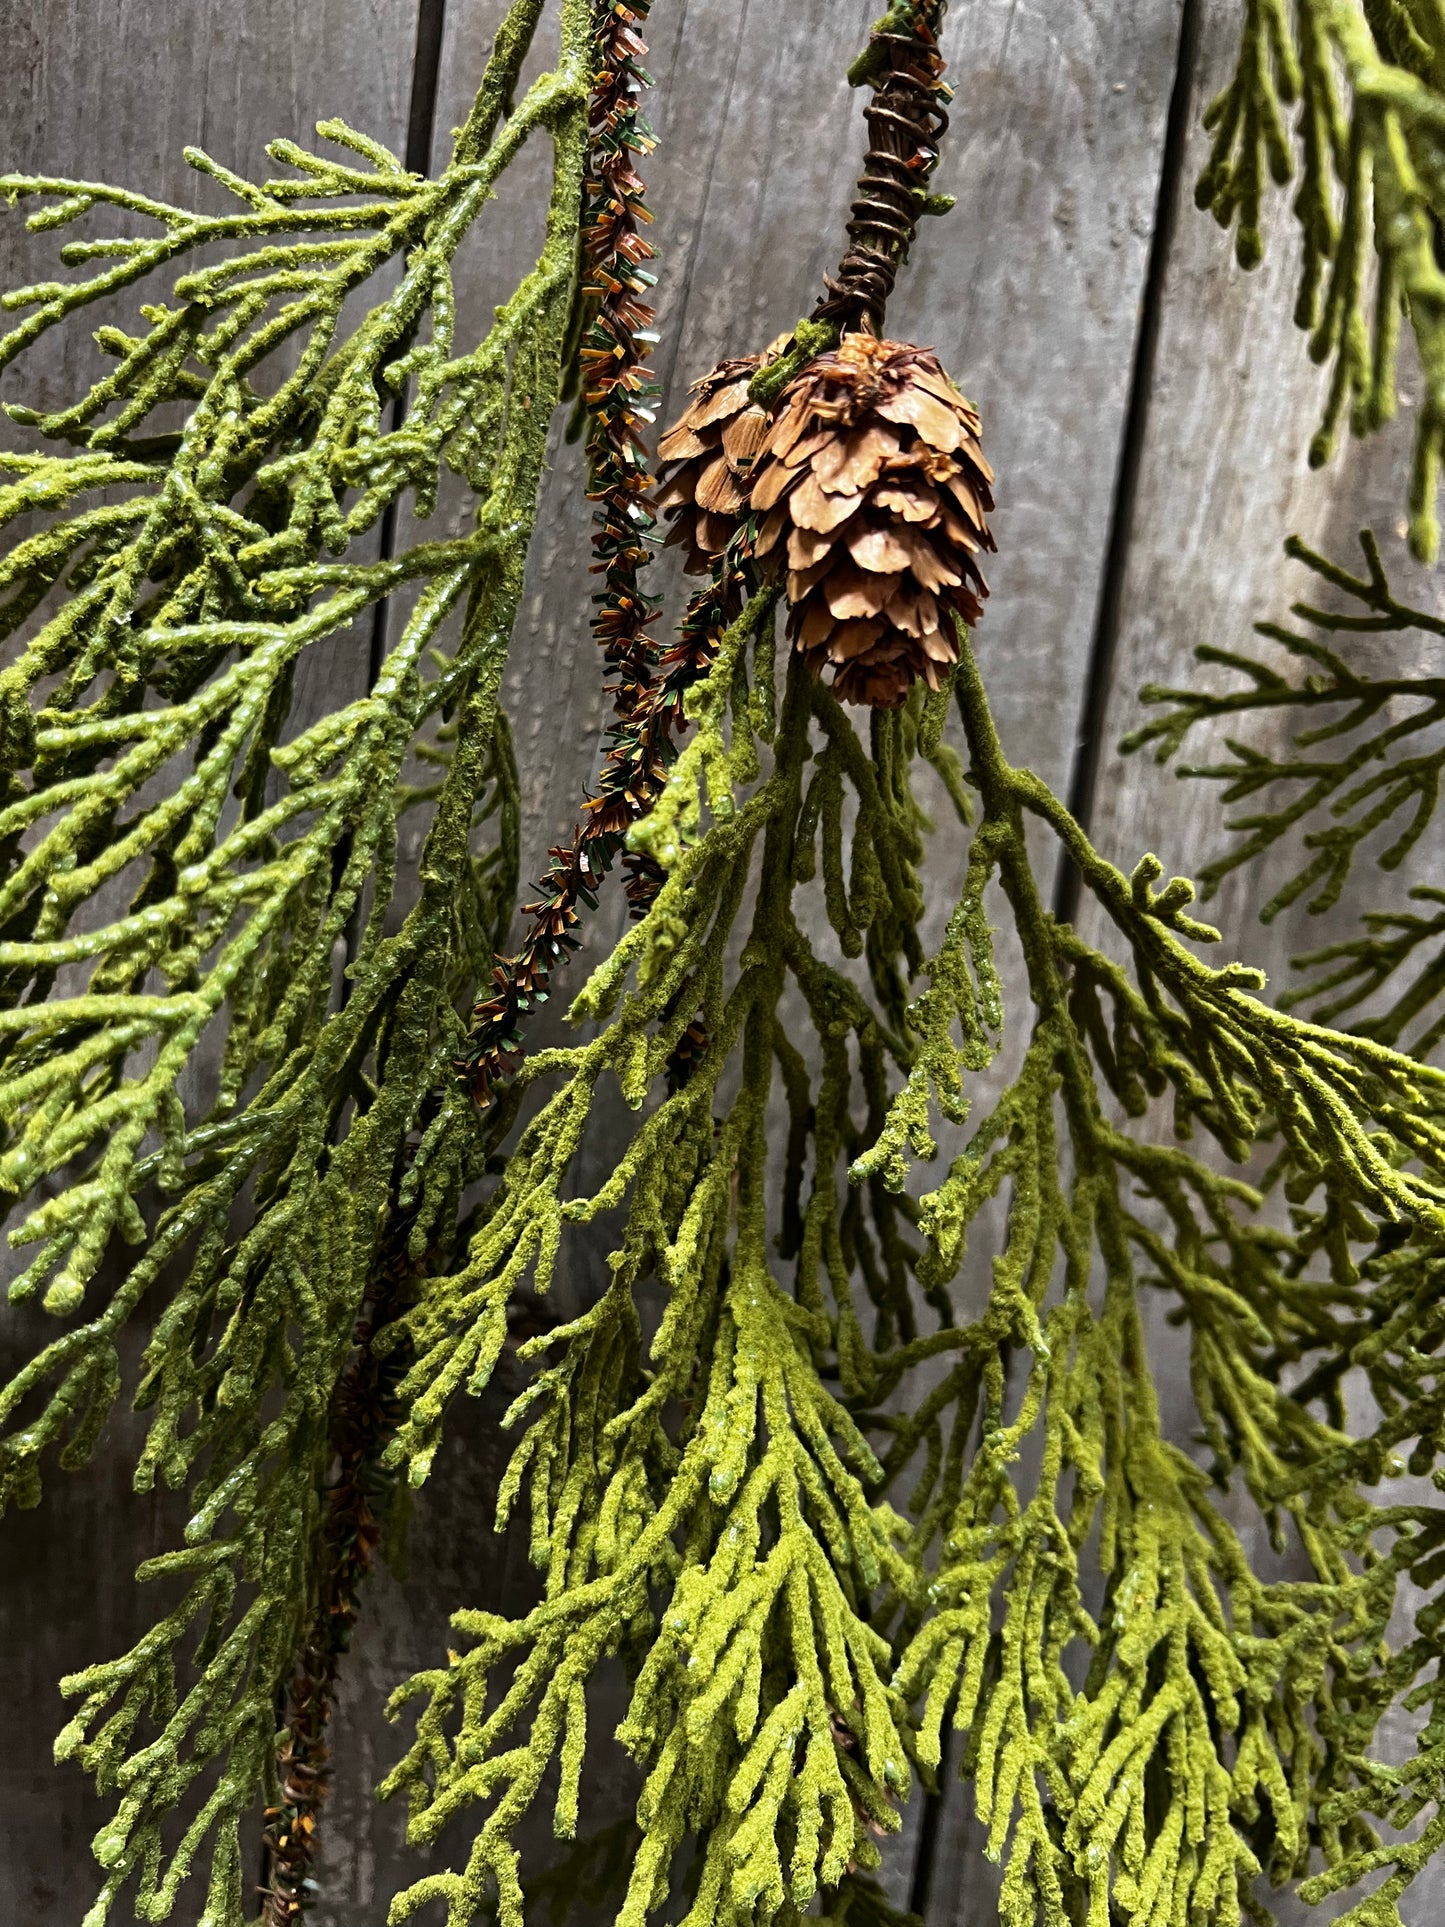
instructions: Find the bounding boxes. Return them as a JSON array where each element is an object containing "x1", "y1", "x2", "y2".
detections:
[
  {"x1": 259, "y1": 1191, "x2": 423, "y2": 1926},
  {"x1": 1124, "y1": 528, "x2": 1445, "y2": 1054},
  {"x1": 0, "y1": 5, "x2": 592, "y2": 1919},
  {"x1": 1205, "y1": 0, "x2": 1445, "y2": 555}
]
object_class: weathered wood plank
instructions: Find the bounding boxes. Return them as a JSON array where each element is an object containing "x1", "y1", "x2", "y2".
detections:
[
  {"x1": 357, "y1": 2, "x2": 1190, "y2": 1922},
  {"x1": 895, "y1": 2, "x2": 1189, "y2": 1916},
  {"x1": 0, "y1": 3, "x2": 421, "y2": 1919},
  {"x1": 293, "y1": 0, "x2": 1190, "y2": 1912},
  {"x1": 1077, "y1": 4, "x2": 1443, "y2": 1922}
]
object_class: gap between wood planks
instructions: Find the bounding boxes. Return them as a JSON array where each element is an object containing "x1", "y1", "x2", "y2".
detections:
[
  {"x1": 365, "y1": 0, "x2": 453, "y2": 695},
  {"x1": 262, "y1": 0, "x2": 451, "y2": 1910},
  {"x1": 336, "y1": 0, "x2": 452, "y2": 990},
  {"x1": 1053, "y1": 0, "x2": 1203, "y2": 928}
]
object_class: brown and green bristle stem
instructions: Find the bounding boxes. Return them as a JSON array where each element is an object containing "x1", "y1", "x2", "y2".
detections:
[
  {"x1": 462, "y1": 0, "x2": 673, "y2": 1107},
  {"x1": 581, "y1": 0, "x2": 663, "y2": 710},
  {"x1": 460, "y1": 544, "x2": 747, "y2": 1105}
]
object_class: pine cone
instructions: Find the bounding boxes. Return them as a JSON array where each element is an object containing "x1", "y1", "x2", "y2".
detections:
[
  {"x1": 654, "y1": 338, "x2": 787, "y2": 571},
  {"x1": 751, "y1": 335, "x2": 995, "y2": 709}
]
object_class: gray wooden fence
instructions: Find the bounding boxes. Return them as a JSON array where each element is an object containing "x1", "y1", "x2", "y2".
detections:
[{"x1": 0, "y1": 0, "x2": 1439, "y2": 1921}]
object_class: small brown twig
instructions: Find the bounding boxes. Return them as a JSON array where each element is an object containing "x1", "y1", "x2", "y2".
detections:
[{"x1": 258, "y1": 1211, "x2": 423, "y2": 1922}]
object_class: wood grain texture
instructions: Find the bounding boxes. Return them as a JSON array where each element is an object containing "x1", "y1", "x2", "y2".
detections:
[{"x1": 4, "y1": 0, "x2": 1442, "y2": 1922}]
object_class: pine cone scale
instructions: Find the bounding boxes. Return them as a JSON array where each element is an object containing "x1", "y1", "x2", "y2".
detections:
[
  {"x1": 788, "y1": 473, "x2": 862, "y2": 533},
  {"x1": 688, "y1": 376, "x2": 753, "y2": 429},
  {"x1": 822, "y1": 561, "x2": 896, "y2": 620},
  {"x1": 721, "y1": 406, "x2": 769, "y2": 466},
  {"x1": 694, "y1": 453, "x2": 749, "y2": 514},
  {"x1": 876, "y1": 383, "x2": 968, "y2": 450},
  {"x1": 783, "y1": 523, "x2": 838, "y2": 571},
  {"x1": 813, "y1": 422, "x2": 900, "y2": 490},
  {"x1": 656, "y1": 423, "x2": 708, "y2": 464},
  {"x1": 871, "y1": 479, "x2": 937, "y2": 521}
]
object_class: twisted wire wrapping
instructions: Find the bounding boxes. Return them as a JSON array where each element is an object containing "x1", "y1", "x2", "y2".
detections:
[{"x1": 816, "y1": 1, "x2": 952, "y2": 333}]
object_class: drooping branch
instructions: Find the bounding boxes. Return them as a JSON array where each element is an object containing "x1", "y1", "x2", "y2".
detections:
[
  {"x1": 1204, "y1": 0, "x2": 1445, "y2": 556},
  {"x1": 0, "y1": 3, "x2": 595, "y2": 1918}
]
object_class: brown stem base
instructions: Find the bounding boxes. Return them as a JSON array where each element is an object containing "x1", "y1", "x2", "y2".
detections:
[{"x1": 258, "y1": 1234, "x2": 422, "y2": 1922}]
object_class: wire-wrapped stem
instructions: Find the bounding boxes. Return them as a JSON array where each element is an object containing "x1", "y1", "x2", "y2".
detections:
[
  {"x1": 815, "y1": 1, "x2": 953, "y2": 335},
  {"x1": 460, "y1": 1, "x2": 958, "y2": 1108}
]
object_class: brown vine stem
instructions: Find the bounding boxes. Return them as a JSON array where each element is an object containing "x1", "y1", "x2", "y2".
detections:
[
  {"x1": 817, "y1": 0, "x2": 952, "y2": 334},
  {"x1": 459, "y1": 0, "x2": 664, "y2": 1107},
  {"x1": 258, "y1": 1204, "x2": 423, "y2": 1924}
]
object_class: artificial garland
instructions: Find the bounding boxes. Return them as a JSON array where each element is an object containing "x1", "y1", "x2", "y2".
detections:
[
  {"x1": 1, "y1": 5, "x2": 1445, "y2": 1927},
  {"x1": 464, "y1": 0, "x2": 665, "y2": 1109}
]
